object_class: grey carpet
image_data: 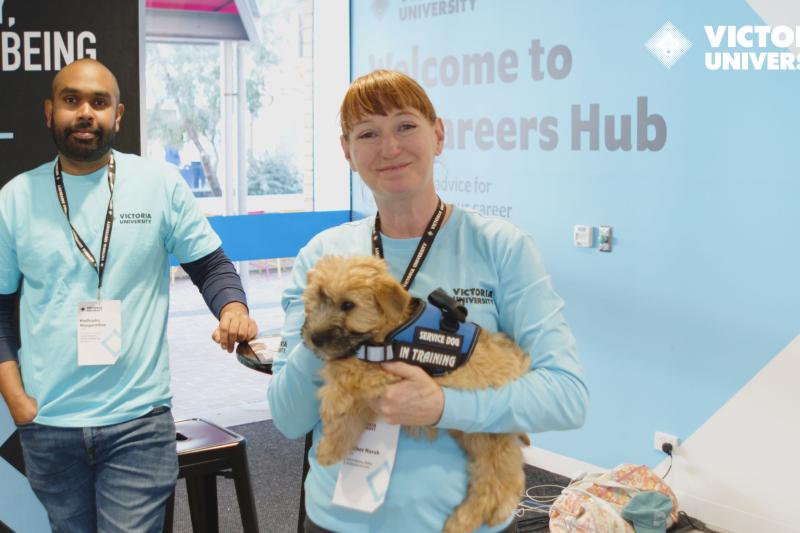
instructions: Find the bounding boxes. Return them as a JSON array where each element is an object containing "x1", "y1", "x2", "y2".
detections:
[{"x1": 517, "y1": 466, "x2": 568, "y2": 532}]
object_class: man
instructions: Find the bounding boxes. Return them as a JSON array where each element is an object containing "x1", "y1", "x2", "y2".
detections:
[{"x1": 0, "y1": 58, "x2": 257, "y2": 532}]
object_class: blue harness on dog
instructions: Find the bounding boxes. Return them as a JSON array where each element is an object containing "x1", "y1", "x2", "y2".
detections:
[{"x1": 355, "y1": 289, "x2": 481, "y2": 377}]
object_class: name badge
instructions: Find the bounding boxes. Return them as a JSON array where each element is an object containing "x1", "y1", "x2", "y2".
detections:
[
  {"x1": 331, "y1": 420, "x2": 401, "y2": 513},
  {"x1": 77, "y1": 300, "x2": 122, "y2": 366}
]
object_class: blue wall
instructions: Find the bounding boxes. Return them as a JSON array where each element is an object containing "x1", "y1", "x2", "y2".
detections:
[
  {"x1": 351, "y1": 0, "x2": 800, "y2": 467},
  {"x1": 170, "y1": 211, "x2": 350, "y2": 264}
]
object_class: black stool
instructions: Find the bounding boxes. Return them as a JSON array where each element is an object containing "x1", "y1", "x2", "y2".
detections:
[{"x1": 163, "y1": 418, "x2": 259, "y2": 533}]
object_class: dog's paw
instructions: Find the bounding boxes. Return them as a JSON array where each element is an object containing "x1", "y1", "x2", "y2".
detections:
[
  {"x1": 479, "y1": 478, "x2": 521, "y2": 526},
  {"x1": 316, "y1": 454, "x2": 336, "y2": 467},
  {"x1": 487, "y1": 498, "x2": 518, "y2": 527},
  {"x1": 316, "y1": 437, "x2": 345, "y2": 466},
  {"x1": 404, "y1": 426, "x2": 438, "y2": 441},
  {"x1": 443, "y1": 506, "x2": 482, "y2": 533}
]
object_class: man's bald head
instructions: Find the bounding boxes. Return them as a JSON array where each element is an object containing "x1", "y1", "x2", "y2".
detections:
[
  {"x1": 49, "y1": 58, "x2": 121, "y2": 105},
  {"x1": 45, "y1": 58, "x2": 125, "y2": 174}
]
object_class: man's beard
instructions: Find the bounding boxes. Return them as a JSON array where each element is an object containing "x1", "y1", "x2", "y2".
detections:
[{"x1": 51, "y1": 121, "x2": 116, "y2": 163}]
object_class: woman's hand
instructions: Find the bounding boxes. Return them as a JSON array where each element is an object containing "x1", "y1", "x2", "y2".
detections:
[{"x1": 368, "y1": 362, "x2": 444, "y2": 426}]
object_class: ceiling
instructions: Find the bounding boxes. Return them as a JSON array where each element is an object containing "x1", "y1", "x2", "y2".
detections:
[
  {"x1": 145, "y1": 0, "x2": 260, "y2": 42},
  {"x1": 146, "y1": 0, "x2": 239, "y2": 14}
]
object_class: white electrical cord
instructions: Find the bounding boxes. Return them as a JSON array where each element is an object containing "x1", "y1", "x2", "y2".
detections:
[{"x1": 513, "y1": 484, "x2": 567, "y2": 517}]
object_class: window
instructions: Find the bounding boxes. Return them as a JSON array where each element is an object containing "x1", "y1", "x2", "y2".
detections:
[
  {"x1": 145, "y1": 0, "x2": 313, "y2": 216},
  {"x1": 143, "y1": 0, "x2": 349, "y2": 425}
]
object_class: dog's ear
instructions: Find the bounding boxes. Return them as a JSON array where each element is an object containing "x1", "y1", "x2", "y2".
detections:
[
  {"x1": 310, "y1": 256, "x2": 340, "y2": 286},
  {"x1": 375, "y1": 274, "x2": 410, "y2": 323}
]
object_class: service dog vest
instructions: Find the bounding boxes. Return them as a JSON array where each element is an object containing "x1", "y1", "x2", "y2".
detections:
[{"x1": 355, "y1": 298, "x2": 481, "y2": 377}]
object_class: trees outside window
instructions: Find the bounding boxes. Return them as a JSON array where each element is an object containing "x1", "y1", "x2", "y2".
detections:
[{"x1": 145, "y1": 0, "x2": 310, "y2": 212}]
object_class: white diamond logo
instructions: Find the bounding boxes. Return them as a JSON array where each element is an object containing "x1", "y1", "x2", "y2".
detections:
[
  {"x1": 646, "y1": 21, "x2": 692, "y2": 69},
  {"x1": 102, "y1": 329, "x2": 122, "y2": 357},
  {"x1": 372, "y1": 0, "x2": 389, "y2": 20}
]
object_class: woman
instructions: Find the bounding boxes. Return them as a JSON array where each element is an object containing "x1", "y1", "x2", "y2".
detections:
[{"x1": 268, "y1": 69, "x2": 588, "y2": 533}]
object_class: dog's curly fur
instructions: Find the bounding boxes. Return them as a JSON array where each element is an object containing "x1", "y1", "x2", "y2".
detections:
[{"x1": 302, "y1": 255, "x2": 532, "y2": 533}]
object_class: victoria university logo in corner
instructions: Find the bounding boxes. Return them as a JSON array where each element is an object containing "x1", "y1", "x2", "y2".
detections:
[{"x1": 645, "y1": 21, "x2": 692, "y2": 69}]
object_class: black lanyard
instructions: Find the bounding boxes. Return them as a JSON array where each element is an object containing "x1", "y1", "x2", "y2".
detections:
[
  {"x1": 372, "y1": 198, "x2": 446, "y2": 290},
  {"x1": 53, "y1": 154, "x2": 116, "y2": 298}
]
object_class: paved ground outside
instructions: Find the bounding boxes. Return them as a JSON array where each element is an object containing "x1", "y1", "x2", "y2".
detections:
[{"x1": 167, "y1": 261, "x2": 291, "y2": 427}]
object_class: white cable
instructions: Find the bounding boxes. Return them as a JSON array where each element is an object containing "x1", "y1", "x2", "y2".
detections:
[
  {"x1": 514, "y1": 483, "x2": 567, "y2": 518},
  {"x1": 525, "y1": 483, "x2": 566, "y2": 503}
]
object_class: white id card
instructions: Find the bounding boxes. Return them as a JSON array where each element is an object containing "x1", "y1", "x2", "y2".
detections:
[
  {"x1": 77, "y1": 300, "x2": 122, "y2": 366},
  {"x1": 331, "y1": 420, "x2": 401, "y2": 513}
]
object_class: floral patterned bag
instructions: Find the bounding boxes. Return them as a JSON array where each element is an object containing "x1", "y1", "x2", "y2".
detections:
[{"x1": 549, "y1": 464, "x2": 679, "y2": 533}]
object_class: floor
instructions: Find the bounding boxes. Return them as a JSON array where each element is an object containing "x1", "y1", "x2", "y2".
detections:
[{"x1": 167, "y1": 262, "x2": 291, "y2": 427}]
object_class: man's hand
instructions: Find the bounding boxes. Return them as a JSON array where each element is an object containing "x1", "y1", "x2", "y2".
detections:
[
  {"x1": 368, "y1": 362, "x2": 445, "y2": 426},
  {"x1": 212, "y1": 302, "x2": 258, "y2": 353},
  {"x1": 8, "y1": 393, "x2": 37, "y2": 425},
  {"x1": 0, "y1": 360, "x2": 38, "y2": 424}
]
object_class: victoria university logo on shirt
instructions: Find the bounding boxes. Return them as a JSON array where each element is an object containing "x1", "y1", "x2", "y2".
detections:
[
  {"x1": 118, "y1": 212, "x2": 152, "y2": 225},
  {"x1": 452, "y1": 287, "x2": 494, "y2": 305}
]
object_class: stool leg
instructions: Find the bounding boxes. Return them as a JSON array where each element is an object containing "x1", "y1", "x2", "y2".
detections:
[
  {"x1": 163, "y1": 489, "x2": 175, "y2": 533},
  {"x1": 298, "y1": 432, "x2": 313, "y2": 533},
  {"x1": 186, "y1": 474, "x2": 219, "y2": 533},
  {"x1": 231, "y1": 446, "x2": 260, "y2": 533}
]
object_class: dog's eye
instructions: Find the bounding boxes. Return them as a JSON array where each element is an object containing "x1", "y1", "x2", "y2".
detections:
[{"x1": 340, "y1": 300, "x2": 355, "y2": 312}]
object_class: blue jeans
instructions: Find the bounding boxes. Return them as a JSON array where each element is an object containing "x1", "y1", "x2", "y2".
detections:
[{"x1": 17, "y1": 407, "x2": 178, "y2": 533}]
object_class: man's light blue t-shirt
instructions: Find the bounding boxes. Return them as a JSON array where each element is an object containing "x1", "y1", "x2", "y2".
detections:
[{"x1": 0, "y1": 151, "x2": 220, "y2": 427}]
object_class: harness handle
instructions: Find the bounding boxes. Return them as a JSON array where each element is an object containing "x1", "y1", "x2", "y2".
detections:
[{"x1": 428, "y1": 288, "x2": 468, "y2": 333}]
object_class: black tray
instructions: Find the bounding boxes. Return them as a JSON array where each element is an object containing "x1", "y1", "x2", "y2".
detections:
[{"x1": 236, "y1": 334, "x2": 281, "y2": 374}]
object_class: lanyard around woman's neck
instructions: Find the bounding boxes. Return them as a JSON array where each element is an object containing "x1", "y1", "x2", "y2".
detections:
[{"x1": 371, "y1": 197, "x2": 446, "y2": 290}]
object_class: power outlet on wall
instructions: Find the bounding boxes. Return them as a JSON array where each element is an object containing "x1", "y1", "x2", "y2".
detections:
[{"x1": 654, "y1": 431, "x2": 679, "y2": 453}]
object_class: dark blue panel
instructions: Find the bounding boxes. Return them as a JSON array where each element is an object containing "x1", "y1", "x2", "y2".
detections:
[{"x1": 170, "y1": 211, "x2": 350, "y2": 265}]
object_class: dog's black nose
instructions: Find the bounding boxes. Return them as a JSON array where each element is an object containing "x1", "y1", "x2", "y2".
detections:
[{"x1": 310, "y1": 331, "x2": 330, "y2": 347}]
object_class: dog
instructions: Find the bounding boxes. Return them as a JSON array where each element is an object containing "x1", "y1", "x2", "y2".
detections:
[{"x1": 301, "y1": 255, "x2": 532, "y2": 533}]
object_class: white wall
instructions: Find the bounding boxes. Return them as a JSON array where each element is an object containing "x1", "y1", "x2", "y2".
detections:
[
  {"x1": 662, "y1": 336, "x2": 800, "y2": 533},
  {"x1": 525, "y1": 336, "x2": 800, "y2": 533},
  {"x1": 312, "y1": 0, "x2": 350, "y2": 212}
]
